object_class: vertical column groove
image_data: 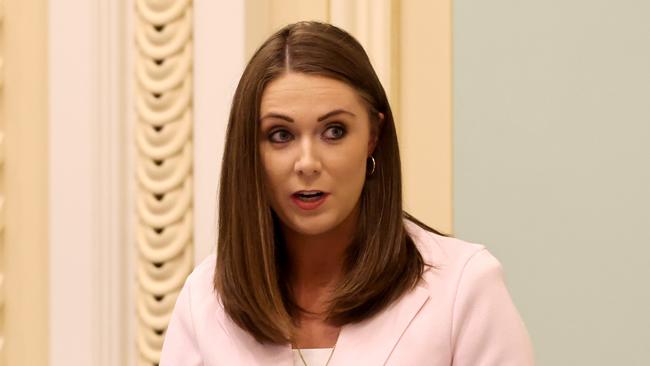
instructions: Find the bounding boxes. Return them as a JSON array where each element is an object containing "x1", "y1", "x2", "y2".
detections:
[
  {"x1": 134, "y1": 0, "x2": 194, "y2": 364},
  {"x1": 328, "y1": 0, "x2": 399, "y2": 133}
]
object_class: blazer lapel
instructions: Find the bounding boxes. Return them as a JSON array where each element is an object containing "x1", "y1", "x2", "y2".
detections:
[{"x1": 329, "y1": 282, "x2": 431, "y2": 366}]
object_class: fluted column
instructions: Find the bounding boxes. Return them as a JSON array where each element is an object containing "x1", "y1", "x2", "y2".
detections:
[
  {"x1": 135, "y1": 0, "x2": 194, "y2": 364},
  {"x1": 329, "y1": 0, "x2": 398, "y2": 110}
]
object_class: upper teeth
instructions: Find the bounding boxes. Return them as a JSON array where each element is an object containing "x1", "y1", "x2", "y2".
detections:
[{"x1": 299, "y1": 191, "x2": 321, "y2": 196}]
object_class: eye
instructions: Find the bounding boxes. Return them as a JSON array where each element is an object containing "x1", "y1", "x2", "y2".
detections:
[
  {"x1": 268, "y1": 129, "x2": 293, "y2": 143},
  {"x1": 323, "y1": 124, "x2": 346, "y2": 140}
]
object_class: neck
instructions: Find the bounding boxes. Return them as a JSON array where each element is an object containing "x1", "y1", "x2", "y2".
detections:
[{"x1": 282, "y1": 208, "x2": 358, "y2": 308}]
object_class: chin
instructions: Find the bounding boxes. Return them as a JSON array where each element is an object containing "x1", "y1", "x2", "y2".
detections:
[
  {"x1": 289, "y1": 219, "x2": 336, "y2": 236},
  {"x1": 285, "y1": 212, "x2": 343, "y2": 236}
]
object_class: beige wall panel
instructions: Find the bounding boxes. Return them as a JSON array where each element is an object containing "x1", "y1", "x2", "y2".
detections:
[
  {"x1": 0, "y1": 2, "x2": 5, "y2": 363},
  {"x1": 399, "y1": 0, "x2": 452, "y2": 233},
  {"x1": 244, "y1": 0, "x2": 271, "y2": 58},
  {"x1": 4, "y1": 0, "x2": 49, "y2": 365},
  {"x1": 270, "y1": 0, "x2": 328, "y2": 30},
  {"x1": 245, "y1": 0, "x2": 328, "y2": 58}
]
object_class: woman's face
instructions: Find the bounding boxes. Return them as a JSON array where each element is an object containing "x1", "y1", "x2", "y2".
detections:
[{"x1": 259, "y1": 72, "x2": 377, "y2": 236}]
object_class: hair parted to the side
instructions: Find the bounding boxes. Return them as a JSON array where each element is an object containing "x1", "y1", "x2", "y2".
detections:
[{"x1": 214, "y1": 21, "x2": 447, "y2": 345}]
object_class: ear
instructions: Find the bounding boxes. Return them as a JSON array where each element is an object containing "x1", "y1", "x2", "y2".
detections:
[{"x1": 368, "y1": 112, "x2": 384, "y2": 156}]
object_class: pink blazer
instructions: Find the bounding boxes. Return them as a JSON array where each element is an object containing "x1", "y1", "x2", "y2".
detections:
[{"x1": 160, "y1": 220, "x2": 535, "y2": 365}]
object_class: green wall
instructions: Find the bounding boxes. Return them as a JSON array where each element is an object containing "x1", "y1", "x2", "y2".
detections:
[{"x1": 453, "y1": 1, "x2": 650, "y2": 364}]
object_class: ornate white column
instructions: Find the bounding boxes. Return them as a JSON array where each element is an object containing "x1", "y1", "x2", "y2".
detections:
[{"x1": 134, "y1": 0, "x2": 194, "y2": 364}]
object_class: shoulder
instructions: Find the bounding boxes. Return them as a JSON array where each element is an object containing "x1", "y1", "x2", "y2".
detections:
[
  {"x1": 403, "y1": 219, "x2": 507, "y2": 301},
  {"x1": 160, "y1": 254, "x2": 224, "y2": 364},
  {"x1": 400, "y1": 220, "x2": 534, "y2": 364},
  {"x1": 404, "y1": 219, "x2": 492, "y2": 273},
  {"x1": 186, "y1": 253, "x2": 217, "y2": 288},
  {"x1": 182, "y1": 253, "x2": 220, "y2": 309}
]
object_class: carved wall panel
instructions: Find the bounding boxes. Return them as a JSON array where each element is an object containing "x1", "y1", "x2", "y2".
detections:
[{"x1": 134, "y1": 0, "x2": 194, "y2": 364}]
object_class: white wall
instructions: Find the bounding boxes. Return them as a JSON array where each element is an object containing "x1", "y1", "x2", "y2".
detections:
[
  {"x1": 193, "y1": 0, "x2": 246, "y2": 265},
  {"x1": 49, "y1": 0, "x2": 129, "y2": 364}
]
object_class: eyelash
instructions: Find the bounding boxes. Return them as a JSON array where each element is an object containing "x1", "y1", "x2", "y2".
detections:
[{"x1": 267, "y1": 124, "x2": 347, "y2": 144}]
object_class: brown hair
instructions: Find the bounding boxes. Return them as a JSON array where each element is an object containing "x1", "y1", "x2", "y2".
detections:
[{"x1": 214, "y1": 21, "x2": 446, "y2": 344}]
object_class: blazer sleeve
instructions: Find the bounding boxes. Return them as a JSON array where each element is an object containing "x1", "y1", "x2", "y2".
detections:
[
  {"x1": 450, "y1": 248, "x2": 535, "y2": 366},
  {"x1": 159, "y1": 277, "x2": 204, "y2": 366}
]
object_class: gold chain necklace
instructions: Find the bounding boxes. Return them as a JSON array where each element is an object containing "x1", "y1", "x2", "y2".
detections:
[{"x1": 296, "y1": 345, "x2": 336, "y2": 366}]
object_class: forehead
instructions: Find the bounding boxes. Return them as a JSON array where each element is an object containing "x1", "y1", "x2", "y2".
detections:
[{"x1": 260, "y1": 73, "x2": 365, "y2": 115}]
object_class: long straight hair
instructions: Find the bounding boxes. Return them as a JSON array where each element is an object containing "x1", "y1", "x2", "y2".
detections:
[{"x1": 214, "y1": 21, "x2": 447, "y2": 344}]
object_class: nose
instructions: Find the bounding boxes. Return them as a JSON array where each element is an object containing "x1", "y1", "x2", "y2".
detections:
[{"x1": 294, "y1": 139, "x2": 321, "y2": 176}]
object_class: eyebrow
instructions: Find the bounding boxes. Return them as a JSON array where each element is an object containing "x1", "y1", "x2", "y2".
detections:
[{"x1": 259, "y1": 109, "x2": 356, "y2": 123}]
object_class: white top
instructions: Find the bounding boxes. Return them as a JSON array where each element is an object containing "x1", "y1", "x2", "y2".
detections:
[{"x1": 292, "y1": 348, "x2": 334, "y2": 366}]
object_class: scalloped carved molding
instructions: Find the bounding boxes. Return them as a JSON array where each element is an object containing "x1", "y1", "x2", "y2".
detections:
[{"x1": 135, "y1": 0, "x2": 194, "y2": 364}]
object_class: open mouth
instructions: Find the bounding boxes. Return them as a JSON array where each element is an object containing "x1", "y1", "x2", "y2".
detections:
[
  {"x1": 291, "y1": 190, "x2": 329, "y2": 210},
  {"x1": 293, "y1": 191, "x2": 325, "y2": 202}
]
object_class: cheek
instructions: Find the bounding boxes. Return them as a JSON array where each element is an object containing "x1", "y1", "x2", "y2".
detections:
[
  {"x1": 327, "y1": 145, "x2": 367, "y2": 189},
  {"x1": 332, "y1": 155, "x2": 365, "y2": 178},
  {"x1": 260, "y1": 147, "x2": 292, "y2": 194}
]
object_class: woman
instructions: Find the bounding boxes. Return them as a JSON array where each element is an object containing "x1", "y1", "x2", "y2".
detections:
[{"x1": 160, "y1": 21, "x2": 534, "y2": 365}]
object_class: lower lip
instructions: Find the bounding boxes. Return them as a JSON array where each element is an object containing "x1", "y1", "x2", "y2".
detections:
[{"x1": 291, "y1": 194, "x2": 329, "y2": 211}]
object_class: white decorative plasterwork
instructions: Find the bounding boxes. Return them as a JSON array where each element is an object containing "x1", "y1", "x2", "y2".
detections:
[{"x1": 135, "y1": 0, "x2": 194, "y2": 364}]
